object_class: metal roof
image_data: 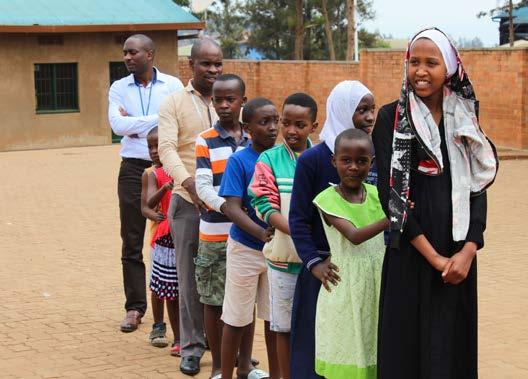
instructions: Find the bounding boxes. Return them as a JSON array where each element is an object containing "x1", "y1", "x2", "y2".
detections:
[
  {"x1": 0, "y1": 0, "x2": 203, "y2": 32},
  {"x1": 492, "y1": 5, "x2": 528, "y2": 25}
]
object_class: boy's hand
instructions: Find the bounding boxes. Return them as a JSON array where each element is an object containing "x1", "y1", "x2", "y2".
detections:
[
  {"x1": 260, "y1": 226, "x2": 275, "y2": 243},
  {"x1": 311, "y1": 259, "x2": 341, "y2": 292},
  {"x1": 442, "y1": 244, "x2": 477, "y2": 285},
  {"x1": 182, "y1": 177, "x2": 207, "y2": 212}
]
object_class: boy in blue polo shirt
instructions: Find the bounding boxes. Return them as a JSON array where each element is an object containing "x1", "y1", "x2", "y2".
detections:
[{"x1": 219, "y1": 97, "x2": 280, "y2": 379}]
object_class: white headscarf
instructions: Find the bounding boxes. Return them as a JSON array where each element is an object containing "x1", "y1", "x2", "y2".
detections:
[
  {"x1": 410, "y1": 29, "x2": 458, "y2": 77},
  {"x1": 319, "y1": 80, "x2": 372, "y2": 153}
]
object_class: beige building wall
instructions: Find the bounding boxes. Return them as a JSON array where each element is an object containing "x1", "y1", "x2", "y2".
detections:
[{"x1": 1, "y1": 31, "x2": 180, "y2": 151}]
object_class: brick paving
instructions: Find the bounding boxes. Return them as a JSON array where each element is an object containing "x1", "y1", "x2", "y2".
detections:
[{"x1": 0, "y1": 145, "x2": 526, "y2": 378}]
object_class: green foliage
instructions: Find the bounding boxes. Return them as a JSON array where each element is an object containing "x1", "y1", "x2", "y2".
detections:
[
  {"x1": 175, "y1": 0, "x2": 384, "y2": 60},
  {"x1": 207, "y1": 0, "x2": 247, "y2": 58},
  {"x1": 358, "y1": 29, "x2": 390, "y2": 49},
  {"x1": 244, "y1": 0, "x2": 294, "y2": 59},
  {"x1": 242, "y1": 0, "x2": 381, "y2": 60},
  {"x1": 172, "y1": 0, "x2": 192, "y2": 11}
]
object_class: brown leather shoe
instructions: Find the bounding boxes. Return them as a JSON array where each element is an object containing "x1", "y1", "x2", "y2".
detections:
[{"x1": 120, "y1": 310, "x2": 142, "y2": 333}]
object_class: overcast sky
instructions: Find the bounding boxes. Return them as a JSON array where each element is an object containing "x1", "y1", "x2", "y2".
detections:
[{"x1": 362, "y1": 0, "x2": 504, "y2": 47}]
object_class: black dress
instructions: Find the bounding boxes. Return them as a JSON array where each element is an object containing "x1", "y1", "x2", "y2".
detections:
[{"x1": 372, "y1": 101, "x2": 487, "y2": 379}]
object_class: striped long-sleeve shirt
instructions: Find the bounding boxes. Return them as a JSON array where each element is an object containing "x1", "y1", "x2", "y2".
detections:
[
  {"x1": 249, "y1": 141, "x2": 311, "y2": 273},
  {"x1": 195, "y1": 123, "x2": 250, "y2": 242}
]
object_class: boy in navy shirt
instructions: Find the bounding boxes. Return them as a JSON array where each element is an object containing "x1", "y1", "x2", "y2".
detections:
[{"x1": 219, "y1": 97, "x2": 280, "y2": 379}]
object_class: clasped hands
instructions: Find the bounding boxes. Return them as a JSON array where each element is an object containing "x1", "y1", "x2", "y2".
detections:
[{"x1": 433, "y1": 243, "x2": 477, "y2": 285}]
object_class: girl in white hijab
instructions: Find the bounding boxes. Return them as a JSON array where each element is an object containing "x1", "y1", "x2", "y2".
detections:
[
  {"x1": 372, "y1": 27, "x2": 497, "y2": 379},
  {"x1": 288, "y1": 80, "x2": 376, "y2": 379},
  {"x1": 319, "y1": 80, "x2": 374, "y2": 153}
]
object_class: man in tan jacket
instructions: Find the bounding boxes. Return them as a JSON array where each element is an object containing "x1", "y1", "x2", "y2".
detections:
[{"x1": 158, "y1": 38, "x2": 222, "y2": 376}]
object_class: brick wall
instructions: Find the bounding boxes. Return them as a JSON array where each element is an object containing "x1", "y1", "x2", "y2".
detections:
[
  {"x1": 178, "y1": 59, "x2": 360, "y2": 135},
  {"x1": 179, "y1": 48, "x2": 528, "y2": 149}
]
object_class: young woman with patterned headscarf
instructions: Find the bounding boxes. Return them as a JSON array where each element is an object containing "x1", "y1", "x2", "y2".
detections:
[{"x1": 373, "y1": 27, "x2": 498, "y2": 378}]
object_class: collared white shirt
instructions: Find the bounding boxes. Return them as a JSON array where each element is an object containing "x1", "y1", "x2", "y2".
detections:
[{"x1": 108, "y1": 67, "x2": 184, "y2": 160}]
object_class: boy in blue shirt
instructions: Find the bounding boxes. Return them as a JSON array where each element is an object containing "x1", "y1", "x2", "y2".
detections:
[{"x1": 219, "y1": 97, "x2": 280, "y2": 379}]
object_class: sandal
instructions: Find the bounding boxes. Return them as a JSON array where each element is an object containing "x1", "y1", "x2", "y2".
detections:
[
  {"x1": 170, "y1": 341, "x2": 181, "y2": 357},
  {"x1": 149, "y1": 322, "x2": 168, "y2": 348},
  {"x1": 237, "y1": 368, "x2": 269, "y2": 379}
]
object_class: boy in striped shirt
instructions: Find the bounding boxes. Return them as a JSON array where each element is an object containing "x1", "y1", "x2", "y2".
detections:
[
  {"x1": 249, "y1": 93, "x2": 318, "y2": 379},
  {"x1": 194, "y1": 74, "x2": 250, "y2": 379}
]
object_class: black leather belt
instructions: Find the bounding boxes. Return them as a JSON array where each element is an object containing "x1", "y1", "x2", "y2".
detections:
[{"x1": 122, "y1": 157, "x2": 152, "y2": 168}]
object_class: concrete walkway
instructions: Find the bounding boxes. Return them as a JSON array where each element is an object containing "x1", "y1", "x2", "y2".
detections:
[{"x1": 0, "y1": 145, "x2": 526, "y2": 378}]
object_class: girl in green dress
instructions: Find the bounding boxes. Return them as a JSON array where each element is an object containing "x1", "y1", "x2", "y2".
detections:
[{"x1": 312, "y1": 128, "x2": 388, "y2": 379}]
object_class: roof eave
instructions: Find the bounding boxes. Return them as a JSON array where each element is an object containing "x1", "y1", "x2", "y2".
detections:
[{"x1": 0, "y1": 21, "x2": 205, "y2": 33}]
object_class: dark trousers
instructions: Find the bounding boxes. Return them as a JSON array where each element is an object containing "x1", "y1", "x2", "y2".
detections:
[{"x1": 118, "y1": 158, "x2": 151, "y2": 314}]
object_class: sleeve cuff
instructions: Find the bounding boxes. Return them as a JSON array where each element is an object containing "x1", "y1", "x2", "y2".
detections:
[
  {"x1": 403, "y1": 214, "x2": 422, "y2": 241},
  {"x1": 212, "y1": 197, "x2": 227, "y2": 213},
  {"x1": 174, "y1": 172, "x2": 192, "y2": 187},
  {"x1": 465, "y1": 222, "x2": 485, "y2": 250},
  {"x1": 263, "y1": 209, "x2": 279, "y2": 224},
  {"x1": 306, "y1": 256, "x2": 323, "y2": 271}
]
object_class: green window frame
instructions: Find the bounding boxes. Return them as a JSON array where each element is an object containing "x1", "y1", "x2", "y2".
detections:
[{"x1": 34, "y1": 63, "x2": 79, "y2": 113}]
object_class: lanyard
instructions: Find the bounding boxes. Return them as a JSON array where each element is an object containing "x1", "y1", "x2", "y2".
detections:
[
  {"x1": 191, "y1": 93, "x2": 212, "y2": 127},
  {"x1": 137, "y1": 83, "x2": 153, "y2": 116}
]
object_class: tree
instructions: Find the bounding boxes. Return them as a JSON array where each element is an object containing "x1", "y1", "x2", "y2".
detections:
[
  {"x1": 294, "y1": 0, "x2": 304, "y2": 59},
  {"x1": 346, "y1": 0, "x2": 355, "y2": 60},
  {"x1": 244, "y1": 0, "x2": 294, "y2": 59},
  {"x1": 346, "y1": 0, "x2": 375, "y2": 59},
  {"x1": 320, "y1": 0, "x2": 336, "y2": 60},
  {"x1": 358, "y1": 29, "x2": 390, "y2": 49},
  {"x1": 173, "y1": 0, "x2": 191, "y2": 8},
  {"x1": 319, "y1": 0, "x2": 375, "y2": 60},
  {"x1": 456, "y1": 37, "x2": 484, "y2": 49},
  {"x1": 207, "y1": 0, "x2": 247, "y2": 58},
  {"x1": 176, "y1": 0, "x2": 380, "y2": 61}
]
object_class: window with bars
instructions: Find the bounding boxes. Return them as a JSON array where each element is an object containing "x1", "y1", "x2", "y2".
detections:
[
  {"x1": 109, "y1": 61, "x2": 129, "y2": 84},
  {"x1": 34, "y1": 63, "x2": 78, "y2": 113}
]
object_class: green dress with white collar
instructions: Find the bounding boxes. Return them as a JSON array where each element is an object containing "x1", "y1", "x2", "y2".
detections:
[{"x1": 312, "y1": 183, "x2": 385, "y2": 379}]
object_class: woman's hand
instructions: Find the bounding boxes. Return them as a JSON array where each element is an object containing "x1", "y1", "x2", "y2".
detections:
[
  {"x1": 442, "y1": 242, "x2": 477, "y2": 285},
  {"x1": 431, "y1": 254, "x2": 449, "y2": 272}
]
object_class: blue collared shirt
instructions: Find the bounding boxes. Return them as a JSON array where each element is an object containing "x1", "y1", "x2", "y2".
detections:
[{"x1": 108, "y1": 67, "x2": 183, "y2": 160}]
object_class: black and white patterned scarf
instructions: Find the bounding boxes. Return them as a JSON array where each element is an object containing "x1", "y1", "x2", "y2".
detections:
[{"x1": 389, "y1": 27, "x2": 498, "y2": 248}]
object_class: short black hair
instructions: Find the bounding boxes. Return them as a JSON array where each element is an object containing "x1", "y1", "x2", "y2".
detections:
[
  {"x1": 127, "y1": 34, "x2": 155, "y2": 53},
  {"x1": 334, "y1": 128, "x2": 373, "y2": 154},
  {"x1": 242, "y1": 97, "x2": 274, "y2": 124},
  {"x1": 190, "y1": 37, "x2": 222, "y2": 59},
  {"x1": 283, "y1": 92, "x2": 318, "y2": 122},
  {"x1": 147, "y1": 126, "x2": 158, "y2": 137},
  {"x1": 213, "y1": 74, "x2": 246, "y2": 96}
]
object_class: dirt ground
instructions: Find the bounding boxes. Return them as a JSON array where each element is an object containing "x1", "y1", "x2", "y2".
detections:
[{"x1": 0, "y1": 144, "x2": 526, "y2": 378}]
